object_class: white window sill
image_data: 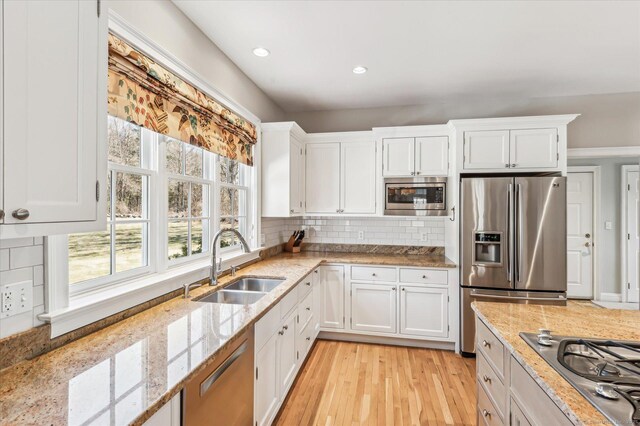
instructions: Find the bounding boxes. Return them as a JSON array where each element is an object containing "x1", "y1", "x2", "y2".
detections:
[{"x1": 39, "y1": 248, "x2": 263, "y2": 338}]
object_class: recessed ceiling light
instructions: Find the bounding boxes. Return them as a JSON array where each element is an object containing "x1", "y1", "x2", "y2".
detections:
[
  {"x1": 253, "y1": 47, "x2": 270, "y2": 57},
  {"x1": 352, "y1": 66, "x2": 368, "y2": 74}
]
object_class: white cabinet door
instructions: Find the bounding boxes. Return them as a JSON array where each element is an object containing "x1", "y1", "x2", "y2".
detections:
[
  {"x1": 510, "y1": 398, "x2": 533, "y2": 426},
  {"x1": 415, "y1": 136, "x2": 448, "y2": 176},
  {"x1": 277, "y1": 310, "x2": 298, "y2": 400},
  {"x1": 289, "y1": 137, "x2": 304, "y2": 214},
  {"x1": 312, "y1": 269, "x2": 321, "y2": 336},
  {"x1": 143, "y1": 393, "x2": 181, "y2": 426},
  {"x1": 255, "y1": 334, "x2": 279, "y2": 426},
  {"x1": 400, "y1": 286, "x2": 448, "y2": 338},
  {"x1": 383, "y1": 138, "x2": 414, "y2": 177},
  {"x1": 509, "y1": 128, "x2": 558, "y2": 169},
  {"x1": 350, "y1": 283, "x2": 397, "y2": 334},
  {"x1": 305, "y1": 143, "x2": 340, "y2": 214},
  {"x1": 341, "y1": 141, "x2": 376, "y2": 214},
  {"x1": 319, "y1": 265, "x2": 344, "y2": 329},
  {"x1": 3, "y1": 0, "x2": 103, "y2": 224},
  {"x1": 463, "y1": 130, "x2": 510, "y2": 170}
]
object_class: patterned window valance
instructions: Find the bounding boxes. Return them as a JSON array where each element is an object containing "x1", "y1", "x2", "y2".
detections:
[{"x1": 107, "y1": 33, "x2": 257, "y2": 165}]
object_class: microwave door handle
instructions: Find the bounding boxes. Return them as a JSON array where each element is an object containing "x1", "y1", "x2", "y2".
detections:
[{"x1": 507, "y1": 184, "x2": 512, "y2": 282}]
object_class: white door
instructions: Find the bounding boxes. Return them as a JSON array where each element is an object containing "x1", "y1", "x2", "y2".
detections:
[
  {"x1": 305, "y1": 143, "x2": 340, "y2": 214},
  {"x1": 509, "y1": 128, "x2": 558, "y2": 169},
  {"x1": 382, "y1": 138, "x2": 414, "y2": 176},
  {"x1": 255, "y1": 335, "x2": 279, "y2": 426},
  {"x1": 415, "y1": 136, "x2": 448, "y2": 176},
  {"x1": 4, "y1": 0, "x2": 101, "y2": 224},
  {"x1": 626, "y1": 169, "x2": 639, "y2": 303},
  {"x1": 289, "y1": 137, "x2": 304, "y2": 214},
  {"x1": 566, "y1": 172, "x2": 593, "y2": 299},
  {"x1": 350, "y1": 283, "x2": 397, "y2": 334},
  {"x1": 341, "y1": 141, "x2": 376, "y2": 214},
  {"x1": 463, "y1": 130, "x2": 510, "y2": 170},
  {"x1": 277, "y1": 311, "x2": 297, "y2": 400},
  {"x1": 399, "y1": 286, "x2": 448, "y2": 338},
  {"x1": 319, "y1": 265, "x2": 344, "y2": 329}
]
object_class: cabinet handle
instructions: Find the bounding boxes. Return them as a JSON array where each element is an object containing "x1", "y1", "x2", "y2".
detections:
[
  {"x1": 482, "y1": 409, "x2": 491, "y2": 419},
  {"x1": 12, "y1": 209, "x2": 30, "y2": 220},
  {"x1": 511, "y1": 163, "x2": 517, "y2": 168},
  {"x1": 505, "y1": 164, "x2": 510, "y2": 168},
  {"x1": 482, "y1": 375, "x2": 491, "y2": 384},
  {"x1": 482, "y1": 340, "x2": 491, "y2": 348},
  {"x1": 306, "y1": 282, "x2": 311, "y2": 286},
  {"x1": 278, "y1": 330, "x2": 284, "y2": 335},
  {"x1": 283, "y1": 325, "x2": 288, "y2": 331},
  {"x1": 306, "y1": 336, "x2": 311, "y2": 341},
  {"x1": 336, "y1": 209, "x2": 340, "y2": 213},
  {"x1": 0, "y1": 209, "x2": 4, "y2": 221},
  {"x1": 306, "y1": 306, "x2": 311, "y2": 311}
]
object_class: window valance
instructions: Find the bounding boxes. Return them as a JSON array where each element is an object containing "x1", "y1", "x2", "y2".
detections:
[{"x1": 107, "y1": 33, "x2": 257, "y2": 165}]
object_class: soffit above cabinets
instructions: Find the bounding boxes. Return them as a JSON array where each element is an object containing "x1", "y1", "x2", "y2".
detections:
[{"x1": 173, "y1": 1, "x2": 640, "y2": 112}]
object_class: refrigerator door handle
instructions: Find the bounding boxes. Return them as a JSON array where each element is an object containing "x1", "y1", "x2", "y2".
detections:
[
  {"x1": 507, "y1": 183, "x2": 513, "y2": 282},
  {"x1": 470, "y1": 292, "x2": 567, "y2": 302},
  {"x1": 516, "y1": 183, "x2": 523, "y2": 283}
]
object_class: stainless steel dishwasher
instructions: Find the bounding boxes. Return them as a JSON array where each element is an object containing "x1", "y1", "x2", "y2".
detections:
[{"x1": 183, "y1": 327, "x2": 254, "y2": 425}]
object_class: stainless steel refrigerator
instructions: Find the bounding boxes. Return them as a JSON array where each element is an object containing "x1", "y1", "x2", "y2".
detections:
[{"x1": 460, "y1": 175, "x2": 568, "y2": 355}]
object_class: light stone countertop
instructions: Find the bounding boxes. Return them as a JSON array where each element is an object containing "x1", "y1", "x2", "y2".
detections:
[
  {"x1": 0, "y1": 251, "x2": 454, "y2": 426},
  {"x1": 472, "y1": 301, "x2": 640, "y2": 425}
]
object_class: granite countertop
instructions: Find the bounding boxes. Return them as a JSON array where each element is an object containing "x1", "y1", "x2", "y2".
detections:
[
  {"x1": 0, "y1": 251, "x2": 454, "y2": 426},
  {"x1": 472, "y1": 301, "x2": 640, "y2": 425}
]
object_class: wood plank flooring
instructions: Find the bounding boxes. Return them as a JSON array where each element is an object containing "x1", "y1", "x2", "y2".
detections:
[{"x1": 274, "y1": 340, "x2": 477, "y2": 426}]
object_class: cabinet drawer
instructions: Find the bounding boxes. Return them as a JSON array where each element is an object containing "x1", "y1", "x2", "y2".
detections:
[
  {"x1": 477, "y1": 384, "x2": 504, "y2": 426},
  {"x1": 477, "y1": 352, "x2": 505, "y2": 419},
  {"x1": 399, "y1": 268, "x2": 447, "y2": 285},
  {"x1": 476, "y1": 319, "x2": 505, "y2": 379},
  {"x1": 280, "y1": 286, "x2": 298, "y2": 320},
  {"x1": 297, "y1": 291, "x2": 313, "y2": 332},
  {"x1": 351, "y1": 266, "x2": 397, "y2": 282},
  {"x1": 297, "y1": 274, "x2": 313, "y2": 301}
]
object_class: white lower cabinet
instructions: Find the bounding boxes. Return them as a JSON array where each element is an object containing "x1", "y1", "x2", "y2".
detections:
[
  {"x1": 319, "y1": 265, "x2": 345, "y2": 329},
  {"x1": 277, "y1": 310, "x2": 298, "y2": 400},
  {"x1": 509, "y1": 398, "x2": 532, "y2": 426},
  {"x1": 255, "y1": 334, "x2": 279, "y2": 426},
  {"x1": 143, "y1": 393, "x2": 181, "y2": 426},
  {"x1": 399, "y1": 286, "x2": 448, "y2": 338},
  {"x1": 350, "y1": 283, "x2": 397, "y2": 334}
]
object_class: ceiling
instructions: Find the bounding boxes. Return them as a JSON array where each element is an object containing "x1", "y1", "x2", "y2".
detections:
[{"x1": 173, "y1": 1, "x2": 640, "y2": 113}]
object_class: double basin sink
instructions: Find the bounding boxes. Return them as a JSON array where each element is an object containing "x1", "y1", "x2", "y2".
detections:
[{"x1": 198, "y1": 277, "x2": 285, "y2": 305}]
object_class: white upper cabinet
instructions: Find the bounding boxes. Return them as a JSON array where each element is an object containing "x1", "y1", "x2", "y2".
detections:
[
  {"x1": 509, "y1": 128, "x2": 558, "y2": 169},
  {"x1": 305, "y1": 143, "x2": 340, "y2": 214},
  {"x1": 382, "y1": 136, "x2": 449, "y2": 177},
  {"x1": 1, "y1": 0, "x2": 107, "y2": 235},
  {"x1": 382, "y1": 138, "x2": 414, "y2": 176},
  {"x1": 341, "y1": 141, "x2": 376, "y2": 214},
  {"x1": 261, "y1": 122, "x2": 306, "y2": 217},
  {"x1": 415, "y1": 136, "x2": 449, "y2": 176},
  {"x1": 463, "y1": 130, "x2": 510, "y2": 170}
]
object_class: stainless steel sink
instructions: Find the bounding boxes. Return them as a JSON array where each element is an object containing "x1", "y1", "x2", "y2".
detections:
[
  {"x1": 224, "y1": 277, "x2": 285, "y2": 293},
  {"x1": 199, "y1": 290, "x2": 266, "y2": 305}
]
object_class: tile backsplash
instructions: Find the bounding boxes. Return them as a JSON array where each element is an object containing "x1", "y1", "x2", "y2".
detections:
[
  {"x1": 262, "y1": 216, "x2": 445, "y2": 247},
  {"x1": 0, "y1": 237, "x2": 46, "y2": 338}
]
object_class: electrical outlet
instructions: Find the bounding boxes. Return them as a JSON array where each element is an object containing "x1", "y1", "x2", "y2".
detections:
[
  {"x1": 605, "y1": 221, "x2": 613, "y2": 230},
  {"x1": 358, "y1": 231, "x2": 364, "y2": 240},
  {"x1": 0, "y1": 281, "x2": 33, "y2": 319},
  {"x1": 421, "y1": 233, "x2": 428, "y2": 242}
]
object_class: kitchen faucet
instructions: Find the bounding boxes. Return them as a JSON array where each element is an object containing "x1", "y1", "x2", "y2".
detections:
[{"x1": 183, "y1": 228, "x2": 251, "y2": 298}]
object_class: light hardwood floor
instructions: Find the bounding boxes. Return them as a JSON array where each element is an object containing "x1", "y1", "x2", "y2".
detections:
[{"x1": 274, "y1": 340, "x2": 477, "y2": 426}]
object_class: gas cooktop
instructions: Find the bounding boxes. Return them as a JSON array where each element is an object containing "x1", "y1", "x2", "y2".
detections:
[{"x1": 520, "y1": 332, "x2": 640, "y2": 426}]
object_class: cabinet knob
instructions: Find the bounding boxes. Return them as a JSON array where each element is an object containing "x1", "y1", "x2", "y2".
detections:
[
  {"x1": 482, "y1": 340, "x2": 491, "y2": 348},
  {"x1": 278, "y1": 330, "x2": 284, "y2": 335},
  {"x1": 482, "y1": 375, "x2": 491, "y2": 384},
  {"x1": 422, "y1": 275, "x2": 427, "y2": 279},
  {"x1": 392, "y1": 287, "x2": 397, "y2": 291},
  {"x1": 372, "y1": 273, "x2": 376, "y2": 277},
  {"x1": 336, "y1": 209, "x2": 340, "y2": 213},
  {"x1": 306, "y1": 307, "x2": 311, "y2": 311},
  {"x1": 511, "y1": 163, "x2": 517, "y2": 168},
  {"x1": 283, "y1": 325, "x2": 288, "y2": 331},
  {"x1": 482, "y1": 409, "x2": 491, "y2": 419},
  {"x1": 401, "y1": 287, "x2": 405, "y2": 291},
  {"x1": 0, "y1": 209, "x2": 4, "y2": 221},
  {"x1": 416, "y1": 172, "x2": 420, "y2": 175},
  {"x1": 505, "y1": 164, "x2": 510, "y2": 168},
  {"x1": 306, "y1": 282, "x2": 311, "y2": 286},
  {"x1": 306, "y1": 337, "x2": 311, "y2": 341},
  {"x1": 12, "y1": 209, "x2": 30, "y2": 220}
]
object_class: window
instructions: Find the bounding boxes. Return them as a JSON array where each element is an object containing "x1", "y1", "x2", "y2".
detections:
[{"x1": 67, "y1": 116, "x2": 256, "y2": 295}]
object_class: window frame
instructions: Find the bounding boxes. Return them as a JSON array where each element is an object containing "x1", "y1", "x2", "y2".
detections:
[{"x1": 216, "y1": 156, "x2": 253, "y2": 255}]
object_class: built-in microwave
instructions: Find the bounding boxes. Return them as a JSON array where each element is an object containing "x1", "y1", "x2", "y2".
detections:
[{"x1": 384, "y1": 177, "x2": 447, "y2": 216}]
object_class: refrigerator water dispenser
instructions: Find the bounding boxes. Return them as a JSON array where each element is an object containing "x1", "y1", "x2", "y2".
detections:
[{"x1": 473, "y1": 232, "x2": 502, "y2": 265}]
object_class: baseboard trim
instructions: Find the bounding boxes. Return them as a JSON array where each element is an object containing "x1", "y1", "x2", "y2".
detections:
[
  {"x1": 598, "y1": 292, "x2": 622, "y2": 302},
  {"x1": 318, "y1": 331, "x2": 455, "y2": 351}
]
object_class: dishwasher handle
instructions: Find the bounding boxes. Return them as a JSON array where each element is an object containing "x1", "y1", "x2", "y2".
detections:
[{"x1": 200, "y1": 340, "x2": 248, "y2": 397}]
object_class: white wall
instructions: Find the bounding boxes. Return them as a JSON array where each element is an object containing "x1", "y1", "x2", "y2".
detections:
[
  {"x1": 0, "y1": 238, "x2": 46, "y2": 338},
  {"x1": 288, "y1": 92, "x2": 640, "y2": 149},
  {"x1": 568, "y1": 157, "x2": 639, "y2": 297},
  {"x1": 109, "y1": 0, "x2": 285, "y2": 123}
]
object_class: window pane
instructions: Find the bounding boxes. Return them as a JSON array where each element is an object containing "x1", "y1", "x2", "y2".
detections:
[
  {"x1": 68, "y1": 230, "x2": 111, "y2": 284},
  {"x1": 106, "y1": 171, "x2": 112, "y2": 221},
  {"x1": 165, "y1": 138, "x2": 183, "y2": 175},
  {"x1": 219, "y1": 218, "x2": 239, "y2": 248},
  {"x1": 108, "y1": 116, "x2": 141, "y2": 167},
  {"x1": 115, "y1": 223, "x2": 146, "y2": 273},
  {"x1": 191, "y1": 183, "x2": 208, "y2": 218},
  {"x1": 185, "y1": 145, "x2": 203, "y2": 177},
  {"x1": 220, "y1": 187, "x2": 234, "y2": 217},
  {"x1": 115, "y1": 173, "x2": 144, "y2": 219},
  {"x1": 168, "y1": 221, "x2": 189, "y2": 259},
  {"x1": 219, "y1": 157, "x2": 239, "y2": 185},
  {"x1": 168, "y1": 180, "x2": 188, "y2": 218},
  {"x1": 191, "y1": 220, "x2": 205, "y2": 255}
]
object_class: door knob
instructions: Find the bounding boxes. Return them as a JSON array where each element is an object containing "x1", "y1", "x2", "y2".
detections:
[
  {"x1": 585, "y1": 233, "x2": 591, "y2": 238},
  {"x1": 12, "y1": 209, "x2": 30, "y2": 220}
]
